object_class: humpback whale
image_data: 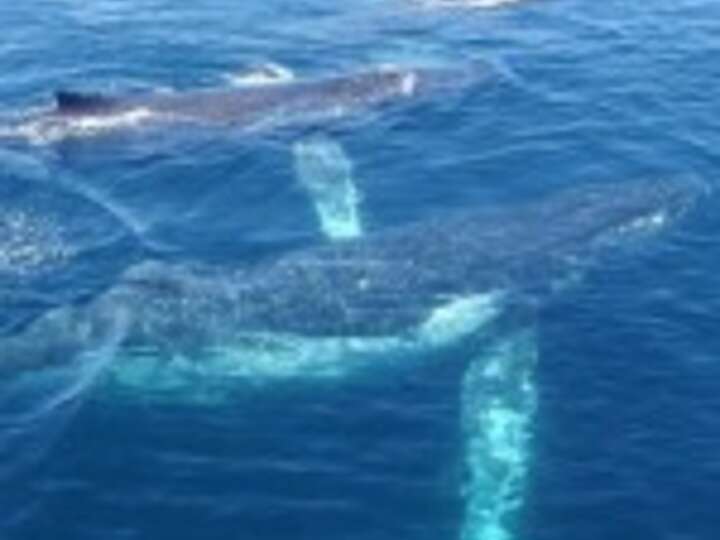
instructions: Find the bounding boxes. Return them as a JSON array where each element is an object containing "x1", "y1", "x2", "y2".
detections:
[
  {"x1": 1, "y1": 177, "x2": 701, "y2": 376},
  {"x1": 0, "y1": 171, "x2": 705, "y2": 540},
  {"x1": 3, "y1": 63, "x2": 487, "y2": 145}
]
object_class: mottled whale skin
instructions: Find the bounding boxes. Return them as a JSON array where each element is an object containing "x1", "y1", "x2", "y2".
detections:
[
  {"x1": 10, "y1": 64, "x2": 487, "y2": 143},
  {"x1": 0, "y1": 177, "x2": 701, "y2": 379}
]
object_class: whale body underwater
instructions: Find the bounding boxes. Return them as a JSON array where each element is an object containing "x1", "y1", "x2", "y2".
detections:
[
  {"x1": 0, "y1": 177, "x2": 702, "y2": 387},
  {"x1": 4, "y1": 64, "x2": 486, "y2": 143}
]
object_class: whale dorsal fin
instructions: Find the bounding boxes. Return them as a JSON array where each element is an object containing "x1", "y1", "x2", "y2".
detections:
[{"x1": 55, "y1": 90, "x2": 116, "y2": 113}]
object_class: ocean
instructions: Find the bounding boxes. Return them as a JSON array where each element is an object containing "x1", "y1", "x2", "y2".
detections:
[{"x1": 1, "y1": 0, "x2": 720, "y2": 539}]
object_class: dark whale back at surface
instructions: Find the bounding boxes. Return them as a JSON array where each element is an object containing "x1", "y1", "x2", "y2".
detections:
[
  {"x1": 0, "y1": 62, "x2": 494, "y2": 144},
  {"x1": 0, "y1": 62, "x2": 496, "y2": 144},
  {"x1": 48, "y1": 63, "x2": 491, "y2": 126}
]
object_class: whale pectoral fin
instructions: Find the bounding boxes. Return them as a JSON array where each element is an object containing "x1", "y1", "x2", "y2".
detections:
[
  {"x1": 292, "y1": 136, "x2": 364, "y2": 241},
  {"x1": 100, "y1": 293, "x2": 507, "y2": 403},
  {"x1": 460, "y1": 328, "x2": 538, "y2": 540},
  {"x1": 416, "y1": 293, "x2": 505, "y2": 348}
]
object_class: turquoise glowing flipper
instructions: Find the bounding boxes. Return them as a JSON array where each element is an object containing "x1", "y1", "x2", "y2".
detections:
[
  {"x1": 460, "y1": 329, "x2": 537, "y2": 540},
  {"x1": 293, "y1": 136, "x2": 363, "y2": 240}
]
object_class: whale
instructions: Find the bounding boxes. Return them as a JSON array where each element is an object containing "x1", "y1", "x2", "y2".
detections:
[
  {"x1": 0, "y1": 176, "x2": 701, "y2": 376},
  {"x1": 2, "y1": 63, "x2": 488, "y2": 145},
  {"x1": 0, "y1": 173, "x2": 705, "y2": 540}
]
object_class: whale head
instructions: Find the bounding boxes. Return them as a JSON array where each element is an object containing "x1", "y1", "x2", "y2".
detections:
[
  {"x1": 562, "y1": 176, "x2": 708, "y2": 249},
  {"x1": 494, "y1": 176, "x2": 710, "y2": 296},
  {"x1": 446, "y1": 176, "x2": 710, "y2": 299},
  {"x1": 356, "y1": 60, "x2": 496, "y2": 105}
]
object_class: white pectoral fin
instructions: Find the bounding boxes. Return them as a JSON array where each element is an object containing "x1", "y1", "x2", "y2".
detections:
[
  {"x1": 417, "y1": 293, "x2": 504, "y2": 348},
  {"x1": 105, "y1": 293, "x2": 506, "y2": 404},
  {"x1": 460, "y1": 328, "x2": 538, "y2": 540},
  {"x1": 293, "y1": 136, "x2": 363, "y2": 241}
]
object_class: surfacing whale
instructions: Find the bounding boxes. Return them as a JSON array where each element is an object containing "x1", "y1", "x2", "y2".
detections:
[
  {"x1": 3, "y1": 63, "x2": 488, "y2": 144},
  {"x1": 0, "y1": 174, "x2": 705, "y2": 540}
]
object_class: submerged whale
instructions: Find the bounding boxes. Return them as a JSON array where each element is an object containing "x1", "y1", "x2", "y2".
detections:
[
  {"x1": 3, "y1": 63, "x2": 486, "y2": 144},
  {"x1": 0, "y1": 175, "x2": 705, "y2": 540},
  {"x1": 1, "y1": 176, "x2": 701, "y2": 378}
]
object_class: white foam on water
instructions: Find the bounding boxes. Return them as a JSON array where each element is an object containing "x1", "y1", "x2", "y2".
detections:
[
  {"x1": 0, "y1": 153, "x2": 73, "y2": 277},
  {"x1": 0, "y1": 147, "x2": 157, "y2": 253},
  {"x1": 0, "y1": 210, "x2": 74, "y2": 276},
  {"x1": 460, "y1": 329, "x2": 537, "y2": 540},
  {"x1": 225, "y1": 62, "x2": 296, "y2": 87},
  {"x1": 293, "y1": 136, "x2": 364, "y2": 241}
]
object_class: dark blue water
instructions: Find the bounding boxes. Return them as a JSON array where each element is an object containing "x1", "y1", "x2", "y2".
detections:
[{"x1": 2, "y1": 0, "x2": 720, "y2": 539}]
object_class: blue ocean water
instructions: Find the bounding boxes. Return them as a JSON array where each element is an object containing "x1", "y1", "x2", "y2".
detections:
[{"x1": 1, "y1": 0, "x2": 720, "y2": 539}]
